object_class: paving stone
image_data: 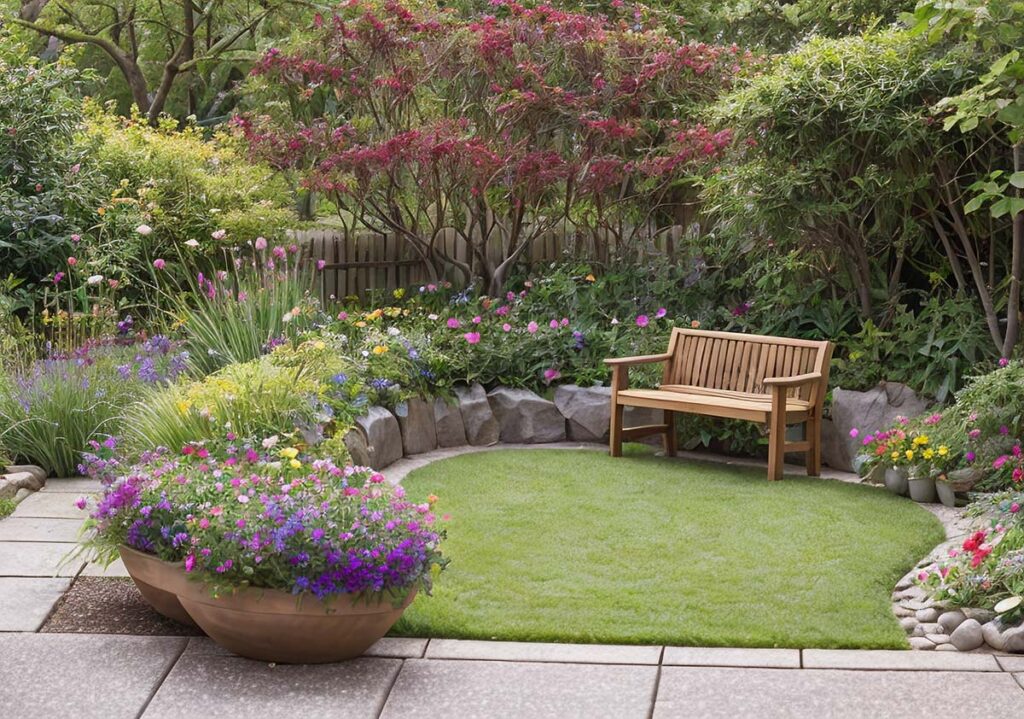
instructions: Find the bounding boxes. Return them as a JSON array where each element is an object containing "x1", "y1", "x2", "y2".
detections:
[
  {"x1": 0, "y1": 577, "x2": 71, "y2": 631},
  {"x1": 79, "y1": 557, "x2": 130, "y2": 577},
  {"x1": 380, "y1": 659, "x2": 656, "y2": 719},
  {"x1": 662, "y1": 646, "x2": 800, "y2": 669},
  {"x1": 0, "y1": 541, "x2": 84, "y2": 577},
  {"x1": 1014, "y1": 673, "x2": 1024, "y2": 692},
  {"x1": 0, "y1": 634, "x2": 186, "y2": 719},
  {"x1": 802, "y1": 649, "x2": 1000, "y2": 671},
  {"x1": 11, "y1": 491, "x2": 89, "y2": 519},
  {"x1": 39, "y1": 478, "x2": 103, "y2": 493},
  {"x1": 997, "y1": 655, "x2": 1024, "y2": 672},
  {"x1": 364, "y1": 637, "x2": 428, "y2": 659},
  {"x1": 0, "y1": 517, "x2": 84, "y2": 542},
  {"x1": 652, "y1": 666, "x2": 1023, "y2": 719},
  {"x1": 143, "y1": 653, "x2": 401, "y2": 719},
  {"x1": 426, "y1": 639, "x2": 660, "y2": 665}
]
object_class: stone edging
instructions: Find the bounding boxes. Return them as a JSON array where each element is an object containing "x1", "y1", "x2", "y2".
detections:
[{"x1": 0, "y1": 465, "x2": 46, "y2": 505}]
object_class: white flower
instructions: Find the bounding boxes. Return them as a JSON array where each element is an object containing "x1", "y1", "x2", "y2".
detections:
[
  {"x1": 136, "y1": 224, "x2": 153, "y2": 236},
  {"x1": 281, "y1": 312, "x2": 293, "y2": 323},
  {"x1": 611, "y1": 318, "x2": 619, "y2": 325},
  {"x1": 361, "y1": 350, "x2": 370, "y2": 357},
  {"x1": 184, "y1": 239, "x2": 199, "y2": 248},
  {"x1": 211, "y1": 229, "x2": 227, "y2": 240},
  {"x1": 387, "y1": 327, "x2": 401, "y2": 336},
  {"x1": 237, "y1": 495, "x2": 249, "y2": 504},
  {"x1": 427, "y1": 313, "x2": 439, "y2": 321},
  {"x1": 86, "y1": 274, "x2": 104, "y2": 285},
  {"x1": 262, "y1": 435, "x2": 279, "y2": 449}
]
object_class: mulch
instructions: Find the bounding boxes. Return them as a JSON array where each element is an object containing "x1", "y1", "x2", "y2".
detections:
[{"x1": 41, "y1": 577, "x2": 202, "y2": 637}]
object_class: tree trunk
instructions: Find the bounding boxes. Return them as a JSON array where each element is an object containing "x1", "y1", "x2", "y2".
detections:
[{"x1": 1003, "y1": 142, "x2": 1024, "y2": 358}]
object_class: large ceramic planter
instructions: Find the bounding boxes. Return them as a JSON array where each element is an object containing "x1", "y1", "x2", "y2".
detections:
[
  {"x1": 907, "y1": 474, "x2": 938, "y2": 503},
  {"x1": 118, "y1": 545, "x2": 199, "y2": 627},
  {"x1": 176, "y1": 581, "x2": 417, "y2": 663},
  {"x1": 884, "y1": 468, "x2": 908, "y2": 496}
]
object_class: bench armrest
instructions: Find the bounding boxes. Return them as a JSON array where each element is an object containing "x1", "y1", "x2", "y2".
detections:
[
  {"x1": 604, "y1": 352, "x2": 673, "y2": 367},
  {"x1": 763, "y1": 372, "x2": 822, "y2": 388}
]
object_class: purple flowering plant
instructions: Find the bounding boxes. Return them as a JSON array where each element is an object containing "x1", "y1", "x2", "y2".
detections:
[{"x1": 78, "y1": 437, "x2": 447, "y2": 600}]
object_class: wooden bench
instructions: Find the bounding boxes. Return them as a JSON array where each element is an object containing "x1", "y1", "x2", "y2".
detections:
[{"x1": 605, "y1": 328, "x2": 834, "y2": 481}]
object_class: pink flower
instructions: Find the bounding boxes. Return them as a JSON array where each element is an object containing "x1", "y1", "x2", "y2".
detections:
[
  {"x1": 472, "y1": 315, "x2": 482, "y2": 324},
  {"x1": 636, "y1": 315, "x2": 649, "y2": 328},
  {"x1": 543, "y1": 367, "x2": 561, "y2": 384},
  {"x1": 655, "y1": 307, "x2": 667, "y2": 319},
  {"x1": 849, "y1": 428, "x2": 859, "y2": 438},
  {"x1": 52, "y1": 272, "x2": 64, "y2": 284},
  {"x1": 70, "y1": 234, "x2": 81, "y2": 243},
  {"x1": 210, "y1": 506, "x2": 223, "y2": 517},
  {"x1": 502, "y1": 323, "x2": 512, "y2": 332},
  {"x1": 999, "y1": 357, "x2": 1010, "y2": 367},
  {"x1": 272, "y1": 246, "x2": 286, "y2": 259},
  {"x1": 560, "y1": 317, "x2": 569, "y2": 326},
  {"x1": 1011, "y1": 503, "x2": 1021, "y2": 514},
  {"x1": 153, "y1": 258, "x2": 166, "y2": 270},
  {"x1": 917, "y1": 571, "x2": 928, "y2": 582},
  {"x1": 74, "y1": 497, "x2": 87, "y2": 510},
  {"x1": 527, "y1": 321, "x2": 539, "y2": 334},
  {"x1": 211, "y1": 229, "x2": 227, "y2": 240},
  {"x1": 447, "y1": 317, "x2": 460, "y2": 329},
  {"x1": 184, "y1": 555, "x2": 196, "y2": 572},
  {"x1": 254, "y1": 236, "x2": 267, "y2": 250},
  {"x1": 464, "y1": 332, "x2": 481, "y2": 344},
  {"x1": 337, "y1": 311, "x2": 348, "y2": 320},
  {"x1": 549, "y1": 319, "x2": 559, "y2": 329},
  {"x1": 67, "y1": 256, "x2": 77, "y2": 266},
  {"x1": 316, "y1": 259, "x2": 326, "y2": 270}
]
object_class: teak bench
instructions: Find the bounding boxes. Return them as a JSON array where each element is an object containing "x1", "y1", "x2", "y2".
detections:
[{"x1": 605, "y1": 328, "x2": 834, "y2": 481}]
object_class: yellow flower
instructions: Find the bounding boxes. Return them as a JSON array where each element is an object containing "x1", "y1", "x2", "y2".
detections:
[
  {"x1": 923, "y1": 448, "x2": 934, "y2": 460},
  {"x1": 913, "y1": 435, "x2": 929, "y2": 446},
  {"x1": 585, "y1": 273, "x2": 596, "y2": 282},
  {"x1": 97, "y1": 206, "x2": 106, "y2": 216},
  {"x1": 938, "y1": 446, "x2": 949, "y2": 456},
  {"x1": 393, "y1": 288, "x2": 406, "y2": 299},
  {"x1": 176, "y1": 399, "x2": 192, "y2": 415},
  {"x1": 313, "y1": 340, "x2": 325, "y2": 350},
  {"x1": 354, "y1": 321, "x2": 367, "y2": 328},
  {"x1": 289, "y1": 459, "x2": 301, "y2": 469},
  {"x1": 280, "y1": 447, "x2": 299, "y2": 459},
  {"x1": 372, "y1": 345, "x2": 388, "y2": 355},
  {"x1": 905, "y1": 450, "x2": 915, "y2": 461},
  {"x1": 427, "y1": 494, "x2": 439, "y2": 505},
  {"x1": 891, "y1": 451, "x2": 900, "y2": 461}
]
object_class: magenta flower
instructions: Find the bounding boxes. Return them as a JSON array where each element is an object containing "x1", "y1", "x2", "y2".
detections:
[
  {"x1": 316, "y1": 259, "x2": 326, "y2": 270},
  {"x1": 849, "y1": 428, "x2": 859, "y2": 438},
  {"x1": 153, "y1": 258, "x2": 166, "y2": 270},
  {"x1": 543, "y1": 367, "x2": 561, "y2": 384},
  {"x1": 636, "y1": 315, "x2": 649, "y2": 328},
  {"x1": 447, "y1": 317, "x2": 460, "y2": 329},
  {"x1": 74, "y1": 497, "x2": 87, "y2": 510},
  {"x1": 337, "y1": 311, "x2": 348, "y2": 320},
  {"x1": 52, "y1": 272, "x2": 65, "y2": 284},
  {"x1": 272, "y1": 246, "x2": 287, "y2": 259},
  {"x1": 472, "y1": 315, "x2": 482, "y2": 324},
  {"x1": 527, "y1": 321, "x2": 539, "y2": 334},
  {"x1": 502, "y1": 323, "x2": 512, "y2": 332},
  {"x1": 560, "y1": 317, "x2": 569, "y2": 326},
  {"x1": 999, "y1": 357, "x2": 1010, "y2": 367},
  {"x1": 464, "y1": 332, "x2": 481, "y2": 344},
  {"x1": 655, "y1": 307, "x2": 667, "y2": 319},
  {"x1": 549, "y1": 319, "x2": 559, "y2": 329}
]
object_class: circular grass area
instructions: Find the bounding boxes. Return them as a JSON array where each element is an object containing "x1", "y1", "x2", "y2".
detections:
[{"x1": 391, "y1": 448, "x2": 945, "y2": 649}]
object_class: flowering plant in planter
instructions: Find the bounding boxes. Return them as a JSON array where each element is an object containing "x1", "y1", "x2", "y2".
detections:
[{"x1": 78, "y1": 437, "x2": 447, "y2": 600}]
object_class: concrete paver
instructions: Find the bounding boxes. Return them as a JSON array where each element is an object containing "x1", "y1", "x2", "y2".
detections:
[
  {"x1": 0, "y1": 633, "x2": 187, "y2": 719},
  {"x1": 11, "y1": 491, "x2": 90, "y2": 519},
  {"x1": 803, "y1": 648, "x2": 1001, "y2": 672},
  {"x1": 663, "y1": 646, "x2": 800, "y2": 668},
  {"x1": 425, "y1": 638, "x2": 661, "y2": 665},
  {"x1": 0, "y1": 517, "x2": 84, "y2": 542},
  {"x1": 143, "y1": 653, "x2": 401, "y2": 719},
  {"x1": 379, "y1": 658, "x2": 657, "y2": 719},
  {"x1": 0, "y1": 577, "x2": 71, "y2": 631},
  {"x1": 0, "y1": 541, "x2": 83, "y2": 577},
  {"x1": 653, "y1": 666, "x2": 1024, "y2": 719}
]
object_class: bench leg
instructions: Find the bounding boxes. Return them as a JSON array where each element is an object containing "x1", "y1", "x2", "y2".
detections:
[
  {"x1": 663, "y1": 410, "x2": 676, "y2": 457},
  {"x1": 609, "y1": 403, "x2": 624, "y2": 457},
  {"x1": 806, "y1": 415, "x2": 822, "y2": 477},
  {"x1": 767, "y1": 412, "x2": 786, "y2": 482}
]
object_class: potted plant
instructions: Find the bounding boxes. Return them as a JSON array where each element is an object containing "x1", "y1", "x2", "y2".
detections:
[
  {"x1": 79, "y1": 437, "x2": 447, "y2": 662},
  {"x1": 854, "y1": 427, "x2": 909, "y2": 495}
]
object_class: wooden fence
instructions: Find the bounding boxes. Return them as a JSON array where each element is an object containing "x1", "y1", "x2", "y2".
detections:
[{"x1": 297, "y1": 223, "x2": 687, "y2": 301}]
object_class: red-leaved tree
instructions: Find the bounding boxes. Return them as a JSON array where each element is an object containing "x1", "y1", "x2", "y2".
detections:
[{"x1": 237, "y1": 0, "x2": 750, "y2": 292}]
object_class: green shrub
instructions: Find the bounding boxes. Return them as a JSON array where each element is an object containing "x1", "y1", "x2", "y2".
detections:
[{"x1": 0, "y1": 497, "x2": 16, "y2": 519}]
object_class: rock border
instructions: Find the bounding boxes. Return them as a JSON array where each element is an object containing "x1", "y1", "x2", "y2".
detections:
[{"x1": 0, "y1": 465, "x2": 47, "y2": 505}]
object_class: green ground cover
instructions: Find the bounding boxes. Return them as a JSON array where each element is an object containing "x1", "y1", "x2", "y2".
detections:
[{"x1": 393, "y1": 448, "x2": 944, "y2": 649}]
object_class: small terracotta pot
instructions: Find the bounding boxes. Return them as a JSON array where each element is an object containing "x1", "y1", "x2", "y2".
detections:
[
  {"x1": 118, "y1": 545, "x2": 199, "y2": 627},
  {"x1": 176, "y1": 582, "x2": 417, "y2": 663}
]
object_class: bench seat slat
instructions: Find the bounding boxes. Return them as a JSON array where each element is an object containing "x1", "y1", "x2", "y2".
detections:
[{"x1": 616, "y1": 388, "x2": 811, "y2": 423}]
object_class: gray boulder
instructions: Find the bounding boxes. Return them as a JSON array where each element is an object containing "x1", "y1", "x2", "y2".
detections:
[
  {"x1": 1002, "y1": 624, "x2": 1024, "y2": 653},
  {"x1": 341, "y1": 428, "x2": 372, "y2": 467},
  {"x1": 355, "y1": 406, "x2": 403, "y2": 469},
  {"x1": 937, "y1": 610, "x2": 967, "y2": 634},
  {"x1": 949, "y1": 618, "x2": 984, "y2": 651},
  {"x1": 397, "y1": 398, "x2": 438, "y2": 456},
  {"x1": 453, "y1": 383, "x2": 499, "y2": 446},
  {"x1": 982, "y1": 620, "x2": 1007, "y2": 651},
  {"x1": 487, "y1": 387, "x2": 566, "y2": 444},
  {"x1": 554, "y1": 385, "x2": 611, "y2": 441},
  {"x1": 5, "y1": 465, "x2": 46, "y2": 483},
  {"x1": 433, "y1": 397, "x2": 467, "y2": 448},
  {"x1": 828, "y1": 383, "x2": 931, "y2": 471},
  {"x1": 0, "y1": 471, "x2": 44, "y2": 500}
]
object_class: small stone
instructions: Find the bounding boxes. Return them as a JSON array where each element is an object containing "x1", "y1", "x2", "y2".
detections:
[
  {"x1": 935, "y1": 644, "x2": 960, "y2": 652},
  {"x1": 925, "y1": 633, "x2": 950, "y2": 645},
  {"x1": 908, "y1": 637, "x2": 935, "y2": 650},
  {"x1": 900, "y1": 599, "x2": 931, "y2": 612},
  {"x1": 14, "y1": 487, "x2": 33, "y2": 502},
  {"x1": 937, "y1": 610, "x2": 967, "y2": 634},
  {"x1": 894, "y1": 574, "x2": 915, "y2": 591},
  {"x1": 896, "y1": 586, "x2": 926, "y2": 602},
  {"x1": 982, "y1": 620, "x2": 1006, "y2": 651},
  {"x1": 962, "y1": 607, "x2": 996, "y2": 624},
  {"x1": 949, "y1": 618, "x2": 984, "y2": 651},
  {"x1": 916, "y1": 608, "x2": 939, "y2": 623},
  {"x1": 1002, "y1": 624, "x2": 1024, "y2": 653},
  {"x1": 892, "y1": 605, "x2": 916, "y2": 618},
  {"x1": 899, "y1": 617, "x2": 918, "y2": 633}
]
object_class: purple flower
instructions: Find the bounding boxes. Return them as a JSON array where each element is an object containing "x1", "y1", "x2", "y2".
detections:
[{"x1": 635, "y1": 315, "x2": 649, "y2": 328}]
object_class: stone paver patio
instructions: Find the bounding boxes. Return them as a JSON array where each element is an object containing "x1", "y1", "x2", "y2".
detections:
[{"x1": 2, "y1": 453, "x2": 1024, "y2": 717}]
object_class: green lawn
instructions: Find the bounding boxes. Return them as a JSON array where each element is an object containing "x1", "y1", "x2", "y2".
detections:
[{"x1": 391, "y1": 448, "x2": 944, "y2": 649}]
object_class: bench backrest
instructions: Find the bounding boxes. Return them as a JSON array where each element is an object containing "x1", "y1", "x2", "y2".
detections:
[{"x1": 664, "y1": 328, "x2": 833, "y2": 403}]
